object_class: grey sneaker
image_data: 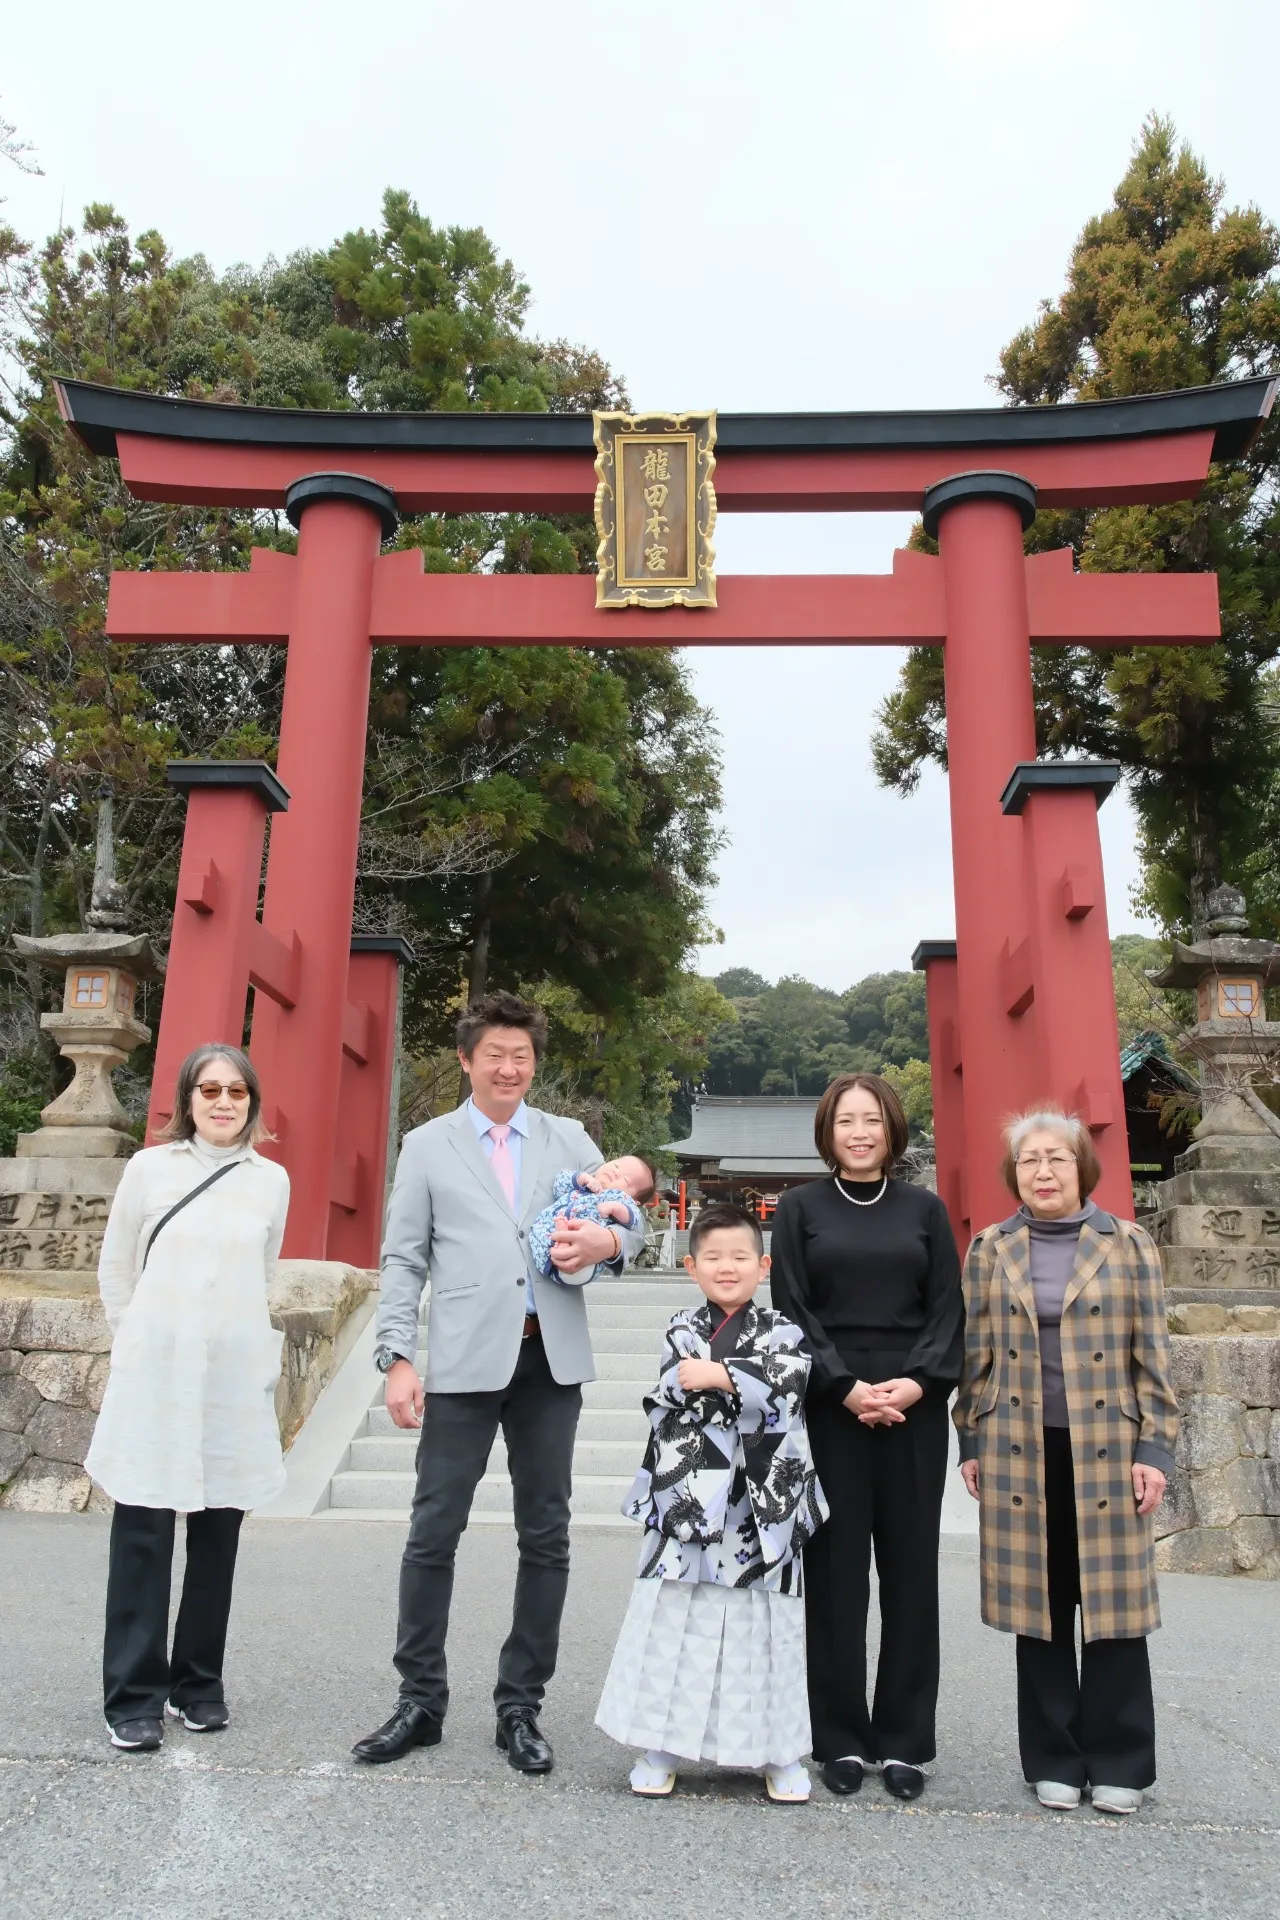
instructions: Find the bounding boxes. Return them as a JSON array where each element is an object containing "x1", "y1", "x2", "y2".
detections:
[
  {"x1": 1092, "y1": 1785, "x2": 1143, "y2": 1815},
  {"x1": 1036, "y1": 1780, "x2": 1081, "y2": 1809}
]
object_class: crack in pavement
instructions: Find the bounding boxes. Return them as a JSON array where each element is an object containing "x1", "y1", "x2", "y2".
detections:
[{"x1": 2, "y1": 1753, "x2": 1277, "y2": 1839}]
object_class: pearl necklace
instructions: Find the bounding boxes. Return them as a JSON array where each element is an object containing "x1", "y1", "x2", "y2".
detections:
[{"x1": 833, "y1": 1172, "x2": 888, "y2": 1207}]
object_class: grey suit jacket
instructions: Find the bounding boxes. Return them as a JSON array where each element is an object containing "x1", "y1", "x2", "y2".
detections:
[{"x1": 376, "y1": 1104, "x2": 646, "y2": 1392}]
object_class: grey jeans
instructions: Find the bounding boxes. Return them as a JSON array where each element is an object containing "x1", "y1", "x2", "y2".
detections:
[{"x1": 393, "y1": 1330, "x2": 582, "y2": 1720}]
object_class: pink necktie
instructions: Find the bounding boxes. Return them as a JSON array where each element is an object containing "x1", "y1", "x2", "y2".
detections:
[{"x1": 488, "y1": 1123, "x2": 517, "y2": 1210}]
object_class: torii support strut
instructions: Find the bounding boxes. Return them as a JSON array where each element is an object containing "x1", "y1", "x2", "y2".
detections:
[{"x1": 57, "y1": 374, "x2": 1277, "y2": 1254}]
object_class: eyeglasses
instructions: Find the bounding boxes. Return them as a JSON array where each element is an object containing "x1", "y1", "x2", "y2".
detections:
[
  {"x1": 196, "y1": 1082, "x2": 251, "y2": 1102},
  {"x1": 1015, "y1": 1151, "x2": 1075, "y2": 1170}
]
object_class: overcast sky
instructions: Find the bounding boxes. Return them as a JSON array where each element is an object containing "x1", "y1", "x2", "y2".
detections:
[{"x1": 6, "y1": 1, "x2": 1280, "y2": 990}]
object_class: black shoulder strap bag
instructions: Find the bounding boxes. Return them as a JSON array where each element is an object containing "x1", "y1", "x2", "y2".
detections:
[{"x1": 141, "y1": 1160, "x2": 243, "y2": 1270}]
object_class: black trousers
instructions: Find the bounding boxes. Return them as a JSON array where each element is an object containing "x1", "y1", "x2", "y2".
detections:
[
  {"x1": 103, "y1": 1503, "x2": 244, "y2": 1723},
  {"x1": 1016, "y1": 1425, "x2": 1156, "y2": 1790},
  {"x1": 394, "y1": 1329, "x2": 581, "y2": 1721},
  {"x1": 804, "y1": 1367, "x2": 949, "y2": 1767}
]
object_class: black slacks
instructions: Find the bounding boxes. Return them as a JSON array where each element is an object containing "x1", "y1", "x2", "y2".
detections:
[
  {"x1": 805, "y1": 1366, "x2": 949, "y2": 1767},
  {"x1": 394, "y1": 1328, "x2": 581, "y2": 1721},
  {"x1": 103, "y1": 1503, "x2": 244, "y2": 1723},
  {"x1": 1016, "y1": 1425, "x2": 1156, "y2": 1790}
]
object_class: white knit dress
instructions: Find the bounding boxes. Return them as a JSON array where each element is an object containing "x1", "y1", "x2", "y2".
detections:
[{"x1": 86, "y1": 1138, "x2": 290, "y2": 1512}]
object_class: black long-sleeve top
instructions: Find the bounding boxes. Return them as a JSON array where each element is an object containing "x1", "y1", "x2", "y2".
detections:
[{"x1": 769, "y1": 1175, "x2": 964, "y2": 1402}]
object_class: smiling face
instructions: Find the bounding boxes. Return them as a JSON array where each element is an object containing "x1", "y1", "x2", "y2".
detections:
[
  {"x1": 189, "y1": 1053, "x2": 252, "y2": 1147},
  {"x1": 684, "y1": 1225, "x2": 769, "y2": 1313},
  {"x1": 460, "y1": 1023, "x2": 538, "y2": 1122},
  {"x1": 1014, "y1": 1126, "x2": 1083, "y2": 1219},
  {"x1": 831, "y1": 1084, "x2": 889, "y2": 1181}
]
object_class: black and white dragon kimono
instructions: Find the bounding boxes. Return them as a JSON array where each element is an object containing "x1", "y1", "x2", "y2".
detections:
[{"x1": 595, "y1": 1300, "x2": 829, "y2": 1770}]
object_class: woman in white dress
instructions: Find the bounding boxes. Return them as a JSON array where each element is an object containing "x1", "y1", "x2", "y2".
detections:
[{"x1": 86, "y1": 1044, "x2": 289, "y2": 1752}]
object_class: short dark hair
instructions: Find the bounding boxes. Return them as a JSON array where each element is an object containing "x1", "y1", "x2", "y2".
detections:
[
  {"x1": 689, "y1": 1202, "x2": 764, "y2": 1257},
  {"x1": 814, "y1": 1072, "x2": 910, "y2": 1173},
  {"x1": 455, "y1": 991, "x2": 548, "y2": 1063},
  {"x1": 629, "y1": 1155, "x2": 659, "y2": 1205},
  {"x1": 157, "y1": 1043, "x2": 267, "y2": 1145}
]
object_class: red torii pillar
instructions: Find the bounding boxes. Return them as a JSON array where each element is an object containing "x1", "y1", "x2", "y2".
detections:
[
  {"x1": 147, "y1": 760, "x2": 293, "y2": 1137},
  {"x1": 246, "y1": 475, "x2": 398, "y2": 1257},
  {"x1": 912, "y1": 940, "x2": 966, "y2": 1248}
]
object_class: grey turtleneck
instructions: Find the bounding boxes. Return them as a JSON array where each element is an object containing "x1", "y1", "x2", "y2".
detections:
[{"x1": 1019, "y1": 1199, "x2": 1097, "y2": 1428}]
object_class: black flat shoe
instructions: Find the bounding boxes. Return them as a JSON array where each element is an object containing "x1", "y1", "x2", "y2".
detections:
[
  {"x1": 884, "y1": 1762, "x2": 925, "y2": 1801},
  {"x1": 351, "y1": 1701, "x2": 443, "y2": 1763},
  {"x1": 109, "y1": 1717, "x2": 163, "y2": 1751},
  {"x1": 496, "y1": 1708, "x2": 553, "y2": 1773},
  {"x1": 821, "y1": 1759, "x2": 865, "y2": 1796}
]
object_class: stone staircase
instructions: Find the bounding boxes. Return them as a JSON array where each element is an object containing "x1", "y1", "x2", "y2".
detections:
[{"x1": 322, "y1": 1272, "x2": 699, "y2": 1523}]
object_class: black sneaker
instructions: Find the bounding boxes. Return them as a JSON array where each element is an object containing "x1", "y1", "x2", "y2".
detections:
[
  {"x1": 165, "y1": 1699, "x2": 229, "y2": 1732},
  {"x1": 109, "y1": 1718, "x2": 163, "y2": 1751}
]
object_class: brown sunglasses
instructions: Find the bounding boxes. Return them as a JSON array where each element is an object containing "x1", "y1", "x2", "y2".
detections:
[{"x1": 195, "y1": 1081, "x2": 251, "y2": 1102}]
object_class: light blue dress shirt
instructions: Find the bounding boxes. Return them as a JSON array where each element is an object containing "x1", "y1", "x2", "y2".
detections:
[{"x1": 468, "y1": 1098, "x2": 536, "y2": 1314}]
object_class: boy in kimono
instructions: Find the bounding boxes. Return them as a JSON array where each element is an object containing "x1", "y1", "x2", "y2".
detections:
[{"x1": 595, "y1": 1202, "x2": 828, "y2": 1801}]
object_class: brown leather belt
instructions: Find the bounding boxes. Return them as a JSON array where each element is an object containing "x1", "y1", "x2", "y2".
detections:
[{"x1": 522, "y1": 1314, "x2": 540, "y2": 1340}]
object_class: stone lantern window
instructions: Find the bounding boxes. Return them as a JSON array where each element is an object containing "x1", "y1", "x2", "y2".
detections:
[
  {"x1": 1205, "y1": 975, "x2": 1266, "y2": 1021},
  {"x1": 71, "y1": 972, "x2": 110, "y2": 1008}
]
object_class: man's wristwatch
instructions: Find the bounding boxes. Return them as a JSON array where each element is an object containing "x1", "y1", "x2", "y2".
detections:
[{"x1": 373, "y1": 1346, "x2": 402, "y2": 1374}]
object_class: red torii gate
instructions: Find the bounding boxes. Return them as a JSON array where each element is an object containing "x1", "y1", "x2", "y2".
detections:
[{"x1": 56, "y1": 375, "x2": 1276, "y2": 1260}]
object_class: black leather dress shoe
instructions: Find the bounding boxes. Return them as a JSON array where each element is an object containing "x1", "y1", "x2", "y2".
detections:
[
  {"x1": 884, "y1": 1762, "x2": 926, "y2": 1801},
  {"x1": 821, "y1": 1759, "x2": 865, "y2": 1796},
  {"x1": 496, "y1": 1708, "x2": 553, "y2": 1773},
  {"x1": 351, "y1": 1702, "x2": 443, "y2": 1763}
]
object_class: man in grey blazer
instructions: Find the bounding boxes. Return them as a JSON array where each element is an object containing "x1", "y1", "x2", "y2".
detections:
[{"x1": 352, "y1": 991, "x2": 646, "y2": 1771}]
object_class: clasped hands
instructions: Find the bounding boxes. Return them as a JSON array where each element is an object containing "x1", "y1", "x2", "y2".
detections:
[{"x1": 843, "y1": 1376, "x2": 924, "y2": 1426}]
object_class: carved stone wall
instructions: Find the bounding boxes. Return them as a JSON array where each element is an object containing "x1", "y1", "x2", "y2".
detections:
[{"x1": 1155, "y1": 1331, "x2": 1280, "y2": 1579}]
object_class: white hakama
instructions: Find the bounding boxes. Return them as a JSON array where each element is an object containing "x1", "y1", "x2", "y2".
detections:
[{"x1": 595, "y1": 1578, "x2": 810, "y2": 1768}]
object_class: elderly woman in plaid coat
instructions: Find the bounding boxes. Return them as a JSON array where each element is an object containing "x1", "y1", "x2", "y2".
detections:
[{"x1": 954, "y1": 1110, "x2": 1178, "y2": 1817}]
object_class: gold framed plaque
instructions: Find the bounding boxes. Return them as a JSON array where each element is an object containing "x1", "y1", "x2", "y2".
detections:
[{"x1": 593, "y1": 411, "x2": 717, "y2": 608}]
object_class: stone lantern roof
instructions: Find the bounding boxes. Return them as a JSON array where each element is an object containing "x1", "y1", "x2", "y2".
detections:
[{"x1": 1148, "y1": 886, "x2": 1280, "y2": 992}]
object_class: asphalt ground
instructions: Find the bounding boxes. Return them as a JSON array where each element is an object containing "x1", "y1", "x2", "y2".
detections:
[{"x1": 1, "y1": 1515, "x2": 1276, "y2": 1920}]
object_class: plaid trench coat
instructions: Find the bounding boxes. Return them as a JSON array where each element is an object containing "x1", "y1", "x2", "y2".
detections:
[{"x1": 953, "y1": 1209, "x2": 1179, "y2": 1644}]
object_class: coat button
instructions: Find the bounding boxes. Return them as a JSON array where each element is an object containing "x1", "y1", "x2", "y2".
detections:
[
  {"x1": 1009, "y1": 1348, "x2": 1018, "y2": 1359},
  {"x1": 515, "y1": 1278, "x2": 525, "y2": 1287},
  {"x1": 1098, "y1": 1499, "x2": 1108, "y2": 1509},
  {"x1": 1095, "y1": 1399, "x2": 1105, "y2": 1409},
  {"x1": 1094, "y1": 1352, "x2": 1103, "y2": 1362},
  {"x1": 1097, "y1": 1447, "x2": 1107, "y2": 1458},
  {"x1": 1012, "y1": 1495, "x2": 1022, "y2": 1506},
  {"x1": 1009, "y1": 1304, "x2": 1017, "y2": 1313},
  {"x1": 1010, "y1": 1444, "x2": 1021, "y2": 1455},
  {"x1": 1090, "y1": 1305, "x2": 1101, "y2": 1316},
  {"x1": 1010, "y1": 1395, "x2": 1020, "y2": 1407}
]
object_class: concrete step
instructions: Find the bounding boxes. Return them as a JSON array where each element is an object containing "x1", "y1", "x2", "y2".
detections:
[
  {"x1": 588, "y1": 1279, "x2": 698, "y2": 1306},
  {"x1": 585, "y1": 1306, "x2": 680, "y2": 1331},
  {"x1": 346, "y1": 1434, "x2": 641, "y2": 1477},
  {"x1": 363, "y1": 1402, "x2": 647, "y2": 1441},
  {"x1": 328, "y1": 1469, "x2": 635, "y2": 1514},
  {"x1": 582, "y1": 1377, "x2": 651, "y2": 1409}
]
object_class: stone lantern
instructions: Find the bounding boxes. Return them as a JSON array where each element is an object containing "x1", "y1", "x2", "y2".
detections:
[
  {"x1": 11, "y1": 932, "x2": 165, "y2": 1158},
  {"x1": 1148, "y1": 885, "x2": 1280, "y2": 1152}
]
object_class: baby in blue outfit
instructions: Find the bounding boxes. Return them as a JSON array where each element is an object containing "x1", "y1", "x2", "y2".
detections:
[{"x1": 529, "y1": 1155, "x2": 658, "y2": 1281}]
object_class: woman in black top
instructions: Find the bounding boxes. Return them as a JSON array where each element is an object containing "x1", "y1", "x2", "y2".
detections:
[{"x1": 770, "y1": 1071, "x2": 963, "y2": 1802}]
